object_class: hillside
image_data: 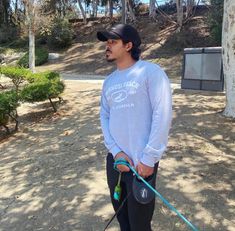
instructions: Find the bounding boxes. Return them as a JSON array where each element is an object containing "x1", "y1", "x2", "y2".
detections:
[
  {"x1": 36, "y1": 11, "x2": 218, "y2": 84},
  {"x1": 1, "y1": 10, "x2": 235, "y2": 231}
]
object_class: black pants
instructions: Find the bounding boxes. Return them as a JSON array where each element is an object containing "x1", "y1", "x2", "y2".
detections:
[{"x1": 106, "y1": 153, "x2": 159, "y2": 231}]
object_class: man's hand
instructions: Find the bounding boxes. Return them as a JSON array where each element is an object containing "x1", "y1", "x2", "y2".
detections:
[
  {"x1": 115, "y1": 152, "x2": 134, "y2": 172},
  {"x1": 136, "y1": 162, "x2": 154, "y2": 178}
]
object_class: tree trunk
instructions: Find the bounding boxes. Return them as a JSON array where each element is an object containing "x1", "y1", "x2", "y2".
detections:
[
  {"x1": 149, "y1": 0, "x2": 156, "y2": 19},
  {"x1": 121, "y1": 0, "x2": 126, "y2": 24},
  {"x1": 3, "y1": 0, "x2": 10, "y2": 25},
  {"x1": 176, "y1": 0, "x2": 183, "y2": 31},
  {"x1": 28, "y1": 0, "x2": 35, "y2": 72},
  {"x1": 29, "y1": 25, "x2": 35, "y2": 72},
  {"x1": 186, "y1": 0, "x2": 194, "y2": 18},
  {"x1": 127, "y1": 0, "x2": 136, "y2": 22},
  {"x1": 77, "y1": 0, "x2": 87, "y2": 24},
  {"x1": 222, "y1": 0, "x2": 235, "y2": 118},
  {"x1": 24, "y1": 0, "x2": 35, "y2": 72},
  {"x1": 109, "y1": 0, "x2": 113, "y2": 18},
  {"x1": 91, "y1": 0, "x2": 98, "y2": 17},
  {"x1": 105, "y1": 3, "x2": 108, "y2": 17},
  {"x1": 15, "y1": 0, "x2": 18, "y2": 14}
]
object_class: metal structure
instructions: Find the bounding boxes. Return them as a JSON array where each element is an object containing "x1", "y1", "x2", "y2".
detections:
[{"x1": 181, "y1": 47, "x2": 224, "y2": 91}]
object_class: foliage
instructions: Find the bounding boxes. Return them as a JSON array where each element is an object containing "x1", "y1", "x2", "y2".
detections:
[
  {"x1": 207, "y1": 0, "x2": 224, "y2": 44},
  {"x1": 18, "y1": 47, "x2": 49, "y2": 68},
  {"x1": 21, "y1": 76, "x2": 65, "y2": 103},
  {"x1": 0, "y1": 65, "x2": 31, "y2": 90},
  {"x1": 0, "y1": 25, "x2": 19, "y2": 44},
  {"x1": 0, "y1": 66, "x2": 65, "y2": 132},
  {"x1": 158, "y1": 2, "x2": 177, "y2": 14},
  {"x1": 0, "y1": 90, "x2": 19, "y2": 132},
  {"x1": 48, "y1": 18, "x2": 74, "y2": 48},
  {"x1": 21, "y1": 71, "x2": 65, "y2": 112}
]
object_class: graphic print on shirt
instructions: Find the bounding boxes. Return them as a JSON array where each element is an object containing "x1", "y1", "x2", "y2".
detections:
[{"x1": 106, "y1": 80, "x2": 140, "y2": 110}]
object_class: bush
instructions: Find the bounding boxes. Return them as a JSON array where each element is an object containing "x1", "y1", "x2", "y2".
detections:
[
  {"x1": 0, "y1": 90, "x2": 19, "y2": 132},
  {"x1": 208, "y1": 0, "x2": 224, "y2": 44},
  {"x1": 18, "y1": 47, "x2": 49, "y2": 68},
  {"x1": 0, "y1": 65, "x2": 31, "y2": 79},
  {"x1": 21, "y1": 73, "x2": 65, "y2": 111},
  {"x1": 0, "y1": 66, "x2": 65, "y2": 132},
  {"x1": 48, "y1": 18, "x2": 74, "y2": 48},
  {"x1": 0, "y1": 65, "x2": 31, "y2": 91},
  {"x1": 21, "y1": 78, "x2": 64, "y2": 101},
  {"x1": 8, "y1": 37, "x2": 28, "y2": 49},
  {"x1": 0, "y1": 26, "x2": 19, "y2": 44}
]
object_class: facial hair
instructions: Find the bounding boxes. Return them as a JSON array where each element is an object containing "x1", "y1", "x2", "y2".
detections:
[{"x1": 106, "y1": 48, "x2": 115, "y2": 62}]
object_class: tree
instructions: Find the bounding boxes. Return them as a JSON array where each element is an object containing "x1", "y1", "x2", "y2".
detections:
[
  {"x1": 208, "y1": 0, "x2": 224, "y2": 44},
  {"x1": 222, "y1": 0, "x2": 235, "y2": 118},
  {"x1": 23, "y1": 0, "x2": 35, "y2": 72},
  {"x1": 77, "y1": 0, "x2": 87, "y2": 23},
  {"x1": 127, "y1": 0, "x2": 136, "y2": 22},
  {"x1": 121, "y1": 0, "x2": 126, "y2": 23},
  {"x1": 176, "y1": 0, "x2": 183, "y2": 31},
  {"x1": 108, "y1": 0, "x2": 113, "y2": 18},
  {"x1": 0, "y1": 0, "x2": 10, "y2": 25},
  {"x1": 149, "y1": 0, "x2": 156, "y2": 19}
]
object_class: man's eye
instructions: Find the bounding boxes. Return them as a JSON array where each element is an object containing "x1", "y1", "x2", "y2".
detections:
[{"x1": 108, "y1": 40, "x2": 116, "y2": 44}]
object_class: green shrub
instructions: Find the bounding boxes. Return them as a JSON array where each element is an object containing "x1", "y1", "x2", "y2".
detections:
[
  {"x1": 21, "y1": 78, "x2": 64, "y2": 101},
  {"x1": 0, "y1": 65, "x2": 31, "y2": 91},
  {"x1": 32, "y1": 71, "x2": 60, "y2": 81},
  {"x1": 0, "y1": 65, "x2": 31, "y2": 79},
  {"x1": 208, "y1": 0, "x2": 224, "y2": 44},
  {"x1": 0, "y1": 90, "x2": 19, "y2": 132},
  {"x1": 8, "y1": 37, "x2": 28, "y2": 49},
  {"x1": 21, "y1": 80, "x2": 52, "y2": 102},
  {"x1": 0, "y1": 26, "x2": 19, "y2": 44},
  {"x1": 18, "y1": 47, "x2": 49, "y2": 68},
  {"x1": 43, "y1": 71, "x2": 60, "y2": 80},
  {"x1": 21, "y1": 73, "x2": 65, "y2": 111},
  {"x1": 0, "y1": 66, "x2": 65, "y2": 132},
  {"x1": 48, "y1": 18, "x2": 74, "y2": 48}
]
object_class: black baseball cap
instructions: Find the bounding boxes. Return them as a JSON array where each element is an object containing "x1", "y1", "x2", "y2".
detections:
[{"x1": 97, "y1": 24, "x2": 141, "y2": 47}]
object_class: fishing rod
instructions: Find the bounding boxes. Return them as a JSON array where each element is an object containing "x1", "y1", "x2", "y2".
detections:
[{"x1": 111, "y1": 158, "x2": 199, "y2": 231}]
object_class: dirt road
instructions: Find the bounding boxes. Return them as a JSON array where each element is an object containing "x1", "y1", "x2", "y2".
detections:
[{"x1": 0, "y1": 79, "x2": 235, "y2": 231}]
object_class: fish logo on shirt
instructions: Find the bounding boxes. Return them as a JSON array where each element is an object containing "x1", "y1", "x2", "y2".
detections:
[{"x1": 111, "y1": 90, "x2": 128, "y2": 103}]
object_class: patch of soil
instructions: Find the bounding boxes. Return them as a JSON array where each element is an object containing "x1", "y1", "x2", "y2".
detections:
[{"x1": 0, "y1": 80, "x2": 234, "y2": 231}]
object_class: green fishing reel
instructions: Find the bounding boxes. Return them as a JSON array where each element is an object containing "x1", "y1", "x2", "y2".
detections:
[
  {"x1": 114, "y1": 185, "x2": 122, "y2": 201},
  {"x1": 113, "y1": 172, "x2": 122, "y2": 201}
]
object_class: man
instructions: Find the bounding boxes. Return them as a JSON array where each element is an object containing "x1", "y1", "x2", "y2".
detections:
[{"x1": 97, "y1": 24, "x2": 172, "y2": 231}]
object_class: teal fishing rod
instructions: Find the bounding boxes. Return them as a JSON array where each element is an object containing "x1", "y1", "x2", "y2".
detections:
[{"x1": 114, "y1": 158, "x2": 199, "y2": 231}]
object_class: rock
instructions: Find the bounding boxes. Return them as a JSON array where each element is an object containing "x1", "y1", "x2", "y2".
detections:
[{"x1": 48, "y1": 53, "x2": 60, "y2": 60}]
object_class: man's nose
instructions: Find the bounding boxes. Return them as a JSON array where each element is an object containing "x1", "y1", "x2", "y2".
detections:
[{"x1": 106, "y1": 44, "x2": 111, "y2": 51}]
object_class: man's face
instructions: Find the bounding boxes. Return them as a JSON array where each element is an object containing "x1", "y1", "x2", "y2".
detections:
[{"x1": 105, "y1": 39, "x2": 129, "y2": 62}]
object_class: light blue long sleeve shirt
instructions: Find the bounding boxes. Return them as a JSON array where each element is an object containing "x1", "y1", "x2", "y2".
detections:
[{"x1": 100, "y1": 60, "x2": 172, "y2": 167}]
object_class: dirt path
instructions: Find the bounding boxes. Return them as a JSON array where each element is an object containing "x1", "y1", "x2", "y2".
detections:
[{"x1": 0, "y1": 79, "x2": 235, "y2": 231}]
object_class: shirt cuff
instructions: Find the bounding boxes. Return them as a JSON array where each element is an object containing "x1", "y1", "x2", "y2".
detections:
[
  {"x1": 110, "y1": 145, "x2": 122, "y2": 158},
  {"x1": 140, "y1": 153, "x2": 158, "y2": 167}
]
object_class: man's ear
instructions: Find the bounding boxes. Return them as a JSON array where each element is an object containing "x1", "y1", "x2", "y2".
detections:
[{"x1": 126, "y1": 42, "x2": 133, "y2": 51}]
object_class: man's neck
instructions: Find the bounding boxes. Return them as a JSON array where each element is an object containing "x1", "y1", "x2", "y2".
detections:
[{"x1": 116, "y1": 56, "x2": 136, "y2": 71}]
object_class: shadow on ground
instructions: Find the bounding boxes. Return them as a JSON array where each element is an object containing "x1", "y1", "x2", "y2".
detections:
[{"x1": 0, "y1": 82, "x2": 234, "y2": 231}]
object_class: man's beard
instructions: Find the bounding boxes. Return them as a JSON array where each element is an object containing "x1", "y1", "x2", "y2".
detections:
[
  {"x1": 106, "y1": 49, "x2": 115, "y2": 62},
  {"x1": 106, "y1": 57, "x2": 115, "y2": 62}
]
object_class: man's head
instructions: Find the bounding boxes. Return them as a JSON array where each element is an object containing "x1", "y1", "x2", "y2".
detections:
[{"x1": 97, "y1": 24, "x2": 141, "y2": 62}]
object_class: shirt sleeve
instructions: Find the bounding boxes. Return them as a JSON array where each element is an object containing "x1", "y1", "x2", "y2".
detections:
[
  {"x1": 140, "y1": 68, "x2": 172, "y2": 167},
  {"x1": 100, "y1": 86, "x2": 122, "y2": 157}
]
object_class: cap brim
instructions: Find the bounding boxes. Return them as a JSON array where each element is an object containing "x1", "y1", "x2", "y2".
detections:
[{"x1": 97, "y1": 31, "x2": 120, "y2": 42}]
